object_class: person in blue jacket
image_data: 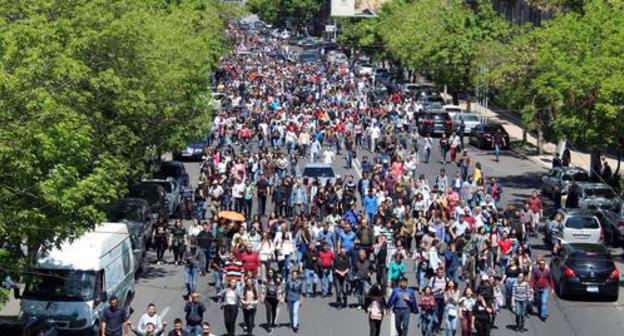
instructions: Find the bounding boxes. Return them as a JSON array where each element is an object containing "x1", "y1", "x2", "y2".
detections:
[{"x1": 386, "y1": 277, "x2": 418, "y2": 336}]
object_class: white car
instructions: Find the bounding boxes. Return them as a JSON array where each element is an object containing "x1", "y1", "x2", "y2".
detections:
[
  {"x1": 451, "y1": 113, "x2": 481, "y2": 135},
  {"x1": 559, "y1": 209, "x2": 604, "y2": 244},
  {"x1": 355, "y1": 62, "x2": 374, "y2": 76}
]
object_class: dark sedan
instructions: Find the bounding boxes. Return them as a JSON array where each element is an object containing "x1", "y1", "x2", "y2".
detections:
[
  {"x1": 174, "y1": 140, "x2": 208, "y2": 161},
  {"x1": 418, "y1": 112, "x2": 453, "y2": 136},
  {"x1": 108, "y1": 198, "x2": 154, "y2": 274},
  {"x1": 469, "y1": 124, "x2": 510, "y2": 149},
  {"x1": 551, "y1": 243, "x2": 619, "y2": 301}
]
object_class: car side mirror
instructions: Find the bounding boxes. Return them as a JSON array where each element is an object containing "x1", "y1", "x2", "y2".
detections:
[{"x1": 97, "y1": 291, "x2": 108, "y2": 303}]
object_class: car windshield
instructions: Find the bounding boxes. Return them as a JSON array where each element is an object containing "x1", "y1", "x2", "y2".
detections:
[
  {"x1": 565, "y1": 216, "x2": 599, "y2": 229},
  {"x1": 129, "y1": 185, "x2": 163, "y2": 205},
  {"x1": 151, "y1": 182, "x2": 173, "y2": 193},
  {"x1": 299, "y1": 53, "x2": 319, "y2": 62},
  {"x1": 562, "y1": 172, "x2": 589, "y2": 181},
  {"x1": 567, "y1": 256, "x2": 613, "y2": 269},
  {"x1": 23, "y1": 270, "x2": 96, "y2": 301},
  {"x1": 303, "y1": 167, "x2": 335, "y2": 178},
  {"x1": 109, "y1": 202, "x2": 143, "y2": 222},
  {"x1": 157, "y1": 164, "x2": 182, "y2": 178},
  {"x1": 482, "y1": 125, "x2": 502, "y2": 132},
  {"x1": 586, "y1": 187, "x2": 616, "y2": 198},
  {"x1": 458, "y1": 114, "x2": 479, "y2": 122}
]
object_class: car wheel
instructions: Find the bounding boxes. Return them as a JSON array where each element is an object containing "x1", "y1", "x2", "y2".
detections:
[
  {"x1": 91, "y1": 322, "x2": 100, "y2": 336},
  {"x1": 558, "y1": 278, "x2": 568, "y2": 299},
  {"x1": 607, "y1": 293, "x2": 619, "y2": 302}
]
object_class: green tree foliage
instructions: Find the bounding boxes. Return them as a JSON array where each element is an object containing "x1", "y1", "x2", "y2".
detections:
[
  {"x1": 486, "y1": 0, "x2": 624, "y2": 154},
  {"x1": 378, "y1": 0, "x2": 512, "y2": 105},
  {"x1": 0, "y1": 0, "x2": 231, "y2": 286},
  {"x1": 246, "y1": 0, "x2": 321, "y2": 30}
]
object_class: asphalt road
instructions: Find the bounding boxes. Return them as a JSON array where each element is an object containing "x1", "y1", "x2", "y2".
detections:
[{"x1": 128, "y1": 141, "x2": 624, "y2": 336}]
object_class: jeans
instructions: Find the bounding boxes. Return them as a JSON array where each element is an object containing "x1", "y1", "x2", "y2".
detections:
[
  {"x1": 433, "y1": 296, "x2": 445, "y2": 332},
  {"x1": 444, "y1": 305, "x2": 458, "y2": 336},
  {"x1": 279, "y1": 255, "x2": 291, "y2": 280},
  {"x1": 514, "y1": 300, "x2": 528, "y2": 328},
  {"x1": 288, "y1": 300, "x2": 300, "y2": 328},
  {"x1": 304, "y1": 268, "x2": 319, "y2": 296},
  {"x1": 321, "y1": 268, "x2": 333, "y2": 295},
  {"x1": 420, "y1": 311, "x2": 436, "y2": 336},
  {"x1": 394, "y1": 308, "x2": 410, "y2": 336},
  {"x1": 214, "y1": 270, "x2": 223, "y2": 293},
  {"x1": 346, "y1": 150, "x2": 353, "y2": 168},
  {"x1": 366, "y1": 212, "x2": 376, "y2": 226},
  {"x1": 446, "y1": 267, "x2": 460, "y2": 285},
  {"x1": 243, "y1": 308, "x2": 256, "y2": 336},
  {"x1": 335, "y1": 275, "x2": 348, "y2": 305},
  {"x1": 417, "y1": 268, "x2": 427, "y2": 291},
  {"x1": 369, "y1": 318, "x2": 382, "y2": 336},
  {"x1": 265, "y1": 297, "x2": 279, "y2": 326},
  {"x1": 495, "y1": 144, "x2": 501, "y2": 161},
  {"x1": 186, "y1": 324, "x2": 202, "y2": 336},
  {"x1": 355, "y1": 278, "x2": 371, "y2": 306},
  {"x1": 424, "y1": 147, "x2": 431, "y2": 163},
  {"x1": 535, "y1": 287, "x2": 550, "y2": 320},
  {"x1": 257, "y1": 195, "x2": 267, "y2": 216},
  {"x1": 223, "y1": 305, "x2": 238, "y2": 336},
  {"x1": 504, "y1": 277, "x2": 517, "y2": 308},
  {"x1": 184, "y1": 265, "x2": 198, "y2": 294}
]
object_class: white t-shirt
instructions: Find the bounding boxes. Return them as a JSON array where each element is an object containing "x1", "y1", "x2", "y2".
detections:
[
  {"x1": 232, "y1": 182, "x2": 245, "y2": 199},
  {"x1": 323, "y1": 149, "x2": 335, "y2": 164}
]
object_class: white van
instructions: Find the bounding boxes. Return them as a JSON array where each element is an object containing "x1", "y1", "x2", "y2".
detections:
[{"x1": 20, "y1": 223, "x2": 135, "y2": 335}]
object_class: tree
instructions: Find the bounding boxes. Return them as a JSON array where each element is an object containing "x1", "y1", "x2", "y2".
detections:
[
  {"x1": 378, "y1": 0, "x2": 512, "y2": 106},
  {"x1": 0, "y1": 0, "x2": 232, "y2": 297},
  {"x1": 246, "y1": 0, "x2": 321, "y2": 31}
]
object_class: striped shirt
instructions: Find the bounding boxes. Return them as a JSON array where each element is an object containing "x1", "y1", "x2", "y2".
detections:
[
  {"x1": 512, "y1": 281, "x2": 532, "y2": 302},
  {"x1": 224, "y1": 260, "x2": 243, "y2": 283}
]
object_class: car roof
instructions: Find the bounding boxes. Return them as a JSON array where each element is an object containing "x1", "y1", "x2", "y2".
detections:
[
  {"x1": 576, "y1": 182, "x2": 612, "y2": 189},
  {"x1": 303, "y1": 163, "x2": 333, "y2": 168},
  {"x1": 559, "y1": 208, "x2": 596, "y2": 217},
  {"x1": 554, "y1": 166, "x2": 587, "y2": 173},
  {"x1": 564, "y1": 243, "x2": 610, "y2": 255}
]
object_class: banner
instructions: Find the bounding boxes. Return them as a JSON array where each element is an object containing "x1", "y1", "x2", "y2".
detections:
[{"x1": 331, "y1": 0, "x2": 389, "y2": 17}]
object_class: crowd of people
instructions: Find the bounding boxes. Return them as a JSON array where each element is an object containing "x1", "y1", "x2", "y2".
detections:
[{"x1": 121, "y1": 22, "x2": 558, "y2": 336}]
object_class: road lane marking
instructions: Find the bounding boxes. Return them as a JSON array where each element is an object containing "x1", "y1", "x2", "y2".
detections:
[
  {"x1": 353, "y1": 158, "x2": 362, "y2": 178},
  {"x1": 161, "y1": 306, "x2": 171, "y2": 319}
]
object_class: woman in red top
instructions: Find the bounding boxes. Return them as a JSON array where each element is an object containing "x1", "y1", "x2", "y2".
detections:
[
  {"x1": 497, "y1": 230, "x2": 514, "y2": 270},
  {"x1": 419, "y1": 287, "x2": 436, "y2": 336}
]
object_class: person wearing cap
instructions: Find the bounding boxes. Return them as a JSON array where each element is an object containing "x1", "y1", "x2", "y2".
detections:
[{"x1": 386, "y1": 277, "x2": 418, "y2": 336}]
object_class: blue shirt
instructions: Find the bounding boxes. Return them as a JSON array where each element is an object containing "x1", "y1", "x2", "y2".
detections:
[
  {"x1": 286, "y1": 279, "x2": 303, "y2": 302},
  {"x1": 317, "y1": 230, "x2": 336, "y2": 249},
  {"x1": 363, "y1": 195, "x2": 379, "y2": 215},
  {"x1": 386, "y1": 287, "x2": 418, "y2": 313},
  {"x1": 338, "y1": 231, "x2": 356, "y2": 252}
]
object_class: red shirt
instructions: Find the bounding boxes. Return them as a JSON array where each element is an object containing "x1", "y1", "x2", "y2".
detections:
[
  {"x1": 318, "y1": 249, "x2": 335, "y2": 268},
  {"x1": 497, "y1": 239, "x2": 513, "y2": 254},
  {"x1": 527, "y1": 197, "x2": 543, "y2": 213},
  {"x1": 240, "y1": 251, "x2": 260, "y2": 276}
]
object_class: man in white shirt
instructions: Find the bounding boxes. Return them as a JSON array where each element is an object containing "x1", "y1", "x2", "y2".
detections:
[{"x1": 232, "y1": 178, "x2": 246, "y2": 213}]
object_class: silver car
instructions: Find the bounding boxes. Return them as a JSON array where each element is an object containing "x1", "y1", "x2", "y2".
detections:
[
  {"x1": 577, "y1": 182, "x2": 621, "y2": 211},
  {"x1": 451, "y1": 113, "x2": 481, "y2": 135},
  {"x1": 541, "y1": 166, "x2": 590, "y2": 198}
]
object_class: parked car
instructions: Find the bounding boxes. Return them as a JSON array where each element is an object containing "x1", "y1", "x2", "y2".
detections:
[
  {"x1": 577, "y1": 182, "x2": 622, "y2": 211},
  {"x1": 108, "y1": 198, "x2": 154, "y2": 274},
  {"x1": 551, "y1": 243, "x2": 618, "y2": 301},
  {"x1": 354, "y1": 62, "x2": 375, "y2": 76},
  {"x1": 174, "y1": 140, "x2": 209, "y2": 162},
  {"x1": 556, "y1": 208, "x2": 604, "y2": 244},
  {"x1": 141, "y1": 179, "x2": 179, "y2": 217},
  {"x1": 20, "y1": 223, "x2": 135, "y2": 335},
  {"x1": 591, "y1": 208, "x2": 624, "y2": 246},
  {"x1": 401, "y1": 83, "x2": 422, "y2": 97},
  {"x1": 443, "y1": 104, "x2": 463, "y2": 116},
  {"x1": 468, "y1": 123, "x2": 510, "y2": 149},
  {"x1": 155, "y1": 160, "x2": 189, "y2": 190},
  {"x1": 541, "y1": 166, "x2": 590, "y2": 198},
  {"x1": 302, "y1": 163, "x2": 338, "y2": 186},
  {"x1": 128, "y1": 182, "x2": 170, "y2": 219},
  {"x1": 298, "y1": 51, "x2": 321, "y2": 64},
  {"x1": 418, "y1": 112, "x2": 453, "y2": 136},
  {"x1": 451, "y1": 113, "x2": 481, "y2": 135}
]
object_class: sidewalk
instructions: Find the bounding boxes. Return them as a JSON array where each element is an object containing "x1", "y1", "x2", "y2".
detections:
[
  {"x1": 0, "y1": 295, "x2": 20, "y2": 317},
  {"x1": 458, "y1": 101, "x2": 620, "y2": 174}
]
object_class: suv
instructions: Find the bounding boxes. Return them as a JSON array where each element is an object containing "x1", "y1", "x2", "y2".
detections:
[
  {"x1": 577, "y1": 182, "x2": 621, "y2": 211},
  {"x1": 418, "y1": 112, "x2": 453, "y2": 136},
  {"x1": 556, "y1": 209, "x2": 604, "y2": 244},
  {"x1": 108, "y1": 198, "x2": 154, "y2": 274},
  {"x1": 156, "y1": 160, "x2": 189, "y2": 190}
]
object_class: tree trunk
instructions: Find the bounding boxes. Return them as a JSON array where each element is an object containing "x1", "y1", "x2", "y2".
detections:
[
  {"x1": 590, "y1": 149, "x2": 602, "y2": 181},
  {"x1": 537, "y1": 128, "x2": 543, "y2": 156}
]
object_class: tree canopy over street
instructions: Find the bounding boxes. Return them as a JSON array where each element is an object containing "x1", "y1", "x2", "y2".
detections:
[{"x1": 0, "y1": 0, "x2": 234, "y2": 304}]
